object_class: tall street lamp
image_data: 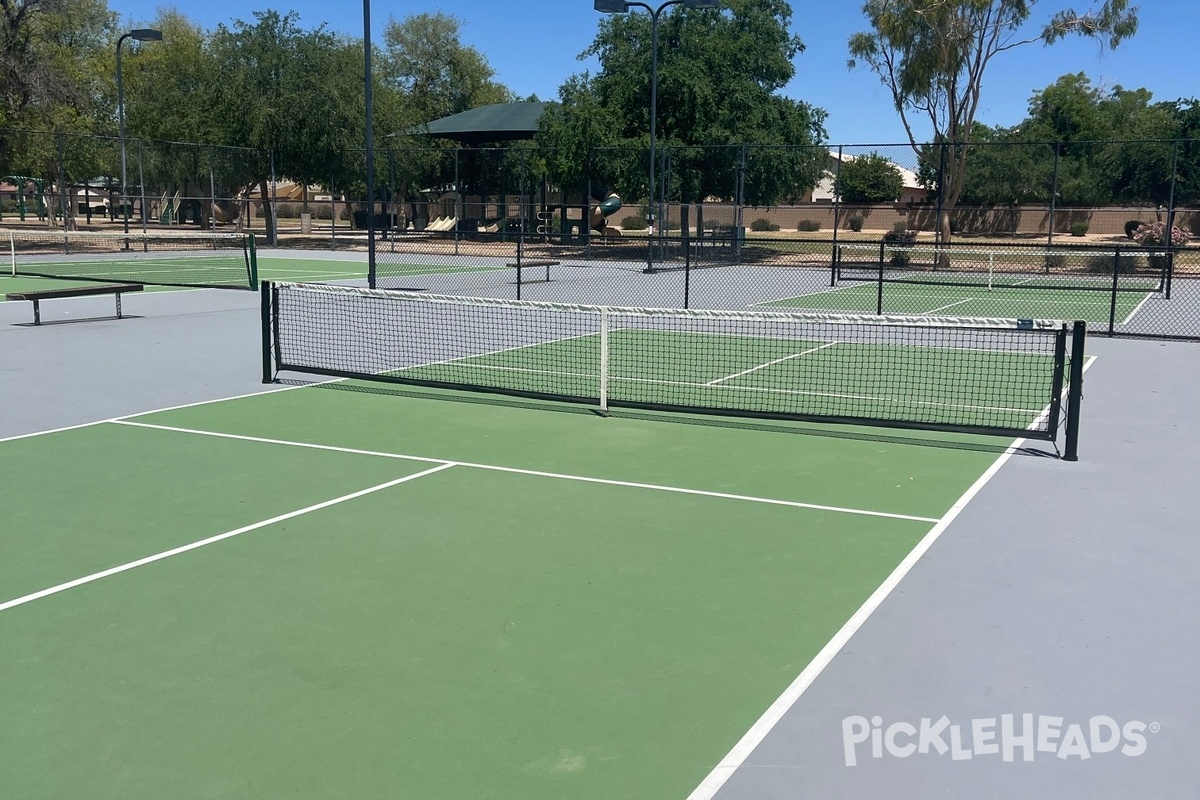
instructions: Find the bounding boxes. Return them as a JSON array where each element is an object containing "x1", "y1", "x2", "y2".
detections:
[
  {"x1": 594, "y1": 0, "x2": 718, "y2": 271},
  {"x1": 116, "y1": 28, "x2": 162, "y2": 233}
]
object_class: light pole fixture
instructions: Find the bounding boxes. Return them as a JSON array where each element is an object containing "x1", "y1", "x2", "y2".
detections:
[
  {"x1": 116, "y1": 28, "x2": 162, "y2": 234},
  {"x1": 594, "y1": 0, "x2": 718, "y2": 271}
]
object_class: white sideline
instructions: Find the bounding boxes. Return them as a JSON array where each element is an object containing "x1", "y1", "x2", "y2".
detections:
[
  {"x1": 683, "y1": 355, "x2": 1098, "y2": 800},
  {"x1": 0, "y1": 463, "x2": 456, "y2": 613},
  {"x1": 111, "y1": 420, "x2": 941, "y2": 524}
]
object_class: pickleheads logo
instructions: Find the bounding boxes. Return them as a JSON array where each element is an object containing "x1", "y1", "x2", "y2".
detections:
[{"x1": 842, "y1": 715, "x2": 1158, "y2": 767}]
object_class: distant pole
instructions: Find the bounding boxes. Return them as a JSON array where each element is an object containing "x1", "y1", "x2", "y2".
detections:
[{"x1": 364, "y1": 0, "x2": 377, "y2": 287}]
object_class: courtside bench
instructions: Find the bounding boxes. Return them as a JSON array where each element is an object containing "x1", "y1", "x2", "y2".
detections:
[
  {"x1": 506, "y1": 260, "x2": 560, "y2": 282},
  {"x1": 5, "y1": 283, "x2": 144, "y2": 326}
]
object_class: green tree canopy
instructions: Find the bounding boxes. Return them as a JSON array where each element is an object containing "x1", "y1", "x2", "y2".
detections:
[
  {"x1": 537, "y1": 0, "x2": 827, "y2": 206},
  {"x1": 849, "y1": 0, "x2": 1139, "y2": 240},
  {"x1": 835, "y1": 152, "x2": 905, "y2": 202}
]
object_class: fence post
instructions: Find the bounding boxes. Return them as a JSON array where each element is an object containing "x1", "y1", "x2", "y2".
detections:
[
  {"x1": 831, "y1": 144, "x2": 843, "y2": 285},
  {"x1": 682, "y1": 203, "x2": 691, "y2": 309},
  {"x1": 876, "y1": 244, "x2": 885, "y2": 315},
  {"x1": 138, "y1": 140, "x2": 147, "y2": 234},
  {"x1": 1063, "y1": 320, "x2": 1087, "y2": 462},
  {"x1": 935, "y1": 142, "x2": 946, "y2": 245},
  {"x1": 1108, "y1": 249, "x2": 1120, "y2": 335},
  {"x1": 1048, "y1": 142, "x2": 1061, "y2": 247}
]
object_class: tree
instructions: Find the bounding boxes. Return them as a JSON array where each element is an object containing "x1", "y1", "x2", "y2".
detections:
[
  {"x1": 208, "y1": 11, "x2": 371, "y2": 241},
  {"x1": 537, "y1": 0, "x2": 827, "y2": 207},
  {"x1": 381, "y1": 12, "x2": 512, "y2": 127},
  {"x1": 849, "y1": 0, "x2": 1139, "y2": 244},
  {"x1": 835, "y1": 151, "x2": 904, "y2": 202}
]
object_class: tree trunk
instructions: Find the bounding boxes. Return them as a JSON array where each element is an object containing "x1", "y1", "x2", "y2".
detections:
[{"x1": 258, "y1": 177, "x2": 276, "y2": 245}]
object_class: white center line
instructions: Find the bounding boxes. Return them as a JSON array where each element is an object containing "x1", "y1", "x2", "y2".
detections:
[
  {"x1": 0, "y1": 462, "x2": 456, "y2": 613},
  {"x1": 705, "y1": 342, "x2": 840, "y2": 385}
]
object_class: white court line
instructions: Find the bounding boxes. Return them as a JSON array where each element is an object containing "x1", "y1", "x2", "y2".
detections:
[
  {"x1": 0, "y1": 463, "x2": 456, "y2": 613},
  {"x1": 705, "y1": 342, "x2": 840, "y2": 386},
  {"x1": 1120, "y1": 291, "x2": 1156, "y2": 325},
  {"x1": 0, "y1": 382, "x2": 315, "y2": 446},
  {"x1": 684, "y1": 355, "x2": 1098, "y2": 800},
  {"x1": 921, "y1": 298, "x2": 975, "y2": 315},
  {"x1": 111, "y1": 420, "x2": 941, "y2": 524},
  {"x1": 751, "y1": 283, "x2": 867, "y2": 308}
]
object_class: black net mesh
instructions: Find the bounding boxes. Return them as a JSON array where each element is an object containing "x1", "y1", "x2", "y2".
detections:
[{"x1": 268, "y1": 281, "x2": 1072, "y2": 439}]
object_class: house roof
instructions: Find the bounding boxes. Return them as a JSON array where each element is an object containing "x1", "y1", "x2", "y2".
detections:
[{"x1": 404, "y1": 102, "x2": 548, "y2": 145}]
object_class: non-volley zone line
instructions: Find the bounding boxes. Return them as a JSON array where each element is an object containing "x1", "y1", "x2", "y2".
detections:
[
  {"x1": 0, "y1": 419, "x2": 938, "y2": 613},
  {"x1": 109, "y1": 420, "x2": 940, "y2": 523}
]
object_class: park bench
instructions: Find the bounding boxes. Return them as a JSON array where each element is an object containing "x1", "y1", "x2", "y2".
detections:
[
  {"x1": 6, "y1": 283, "x2": 144, "y2": 326},
  {"x1": 506, "y1": 259, "x2": 560, "y2": 283}
]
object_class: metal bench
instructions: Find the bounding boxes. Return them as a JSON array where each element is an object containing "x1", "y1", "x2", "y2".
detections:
[
  {"x1": 6, "y1": 283, "x2": 144, "y2": 326},
  {"x1": 506, "y1": 260, "x2": 560, "y2": 283}
]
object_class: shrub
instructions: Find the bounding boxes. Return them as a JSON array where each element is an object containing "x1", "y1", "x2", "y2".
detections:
[
  {"x1": 1132, "y1": 222, "x2": 1191, "y2": 247},
  {"x1": 889, "y1": 251, "x2": 911, "y2": 269},
  {"x1": 1069, "y1": 222, "x2": 1089, "y2": 237},
  {"x1": 275, "y1": 202, "x2": 300, "y2": 218},
  {"x1": 750, "y1": 217, "x2": 780, "y2": 232},
  {"x1": 620, "y1": 214, "x2": 648, "y2": 231},
  {"x1": 893, "y1": 221, "x2": 908, "y2": 233},
  {"x1": 0, "y1": 198, "x2": 19, "y2": 213},
  {"x1": 882, "y1": 229, "x2": 918, "y2": 246},
  {"x1": 847, "y1": 214, "x2": 864, "y2": 232},
  {"x1": 1044, "y1": 254, "x2": 1066, "y2": 270},
  {"x1": 796, "y1": 219, "x2": 821, "y2": 232},
  {"x1": 312, "y1": 205, "x2": 334, "y2": 220},
  {"x1": 1125, "y1": 219, "x2": 1144, "y2": 239},
  {"x1": 1086, "y1": 253, "x2": 1141, "y2": 275}
]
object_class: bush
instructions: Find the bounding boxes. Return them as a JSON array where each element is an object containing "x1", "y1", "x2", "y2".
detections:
[
  {"x1": 1132, "y1": 221, "x2": 1191, "y2": 247},
  {"x1": 620, "y1": 214, "x2": 648, "y2": 231},
  {"x1": 1125, "y1": 219, "x2": 1144, "y2": 239},
  {"x1": 1086, "y1": 253, "x2": 1142, "y2": 275},
  {"x1": 889, "y1": 251, "x2": 911, "y2": 269},
  {"x1": 1044, "y1": 254, "x2": 1067, "y2": 270},
  {"x1": 275, "y1": 202, "x2": 300, "y2": 219},
  {"x1": 847, "y1": 215, "x2": 864, "y2": 232},
  {"x1": 1069, "y1": 221, "x2": 1089, "y2": 237},
  {"x1": 893, "y1": 221, "x2": 908, "y2": 233},
  {"x1": 0, "y1": 198, "x2": 19, "y2": 213},
  {"x1": 312, "y1": 205, "x2": 334, "y2": 220},
  {"x1": 750, "y1": 217, "x2": 780, "y2": 232},
  {"x1": 883, "y1": 229, "x2": 918, "y2": 246},
  {"x1": 796, "y1": 219, "x2": 821, "y2": 232}
]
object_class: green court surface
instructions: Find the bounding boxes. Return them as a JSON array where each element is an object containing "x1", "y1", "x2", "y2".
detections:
[
  {"x1": 763, "y1": 281, "x2": 1151, "y2": 322},
  {"x1": 391, "y1": 328, "x2": 1058, "y2": 433},
  {"x1": 1, "y1": 272, "x2": 184, "y2": 297},
  {"x1": 0, "y1": 383, "x2": 1016, "y2": 800}
]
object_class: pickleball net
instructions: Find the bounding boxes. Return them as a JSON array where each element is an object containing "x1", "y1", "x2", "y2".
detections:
[
  {"x1": 261, "y1": 281, "x2": 1086, "y2": 453},
  {"x1": 5, "y1": 229, "x2": 257, "y2": 289}
]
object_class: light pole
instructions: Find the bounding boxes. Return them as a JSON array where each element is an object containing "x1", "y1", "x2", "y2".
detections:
[
  {"x1": 116, "y1": 28, "x2": 162, "y2": 234},
  {"x1": 594, "y1": 0, "x2": 718, "y2": 271}
]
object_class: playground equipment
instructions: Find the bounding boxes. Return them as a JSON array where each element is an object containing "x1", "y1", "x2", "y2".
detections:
[
  {"x1": 1, "y1": 176, "x2": 47, "y2": 221},
  {"x1": 589, "y1": 189, "x2": 623, "y2": 235}
]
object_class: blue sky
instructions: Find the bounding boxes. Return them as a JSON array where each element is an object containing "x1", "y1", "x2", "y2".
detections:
[{"x1": 109, "y1": 1, "x2": 1194, "y2": 144}]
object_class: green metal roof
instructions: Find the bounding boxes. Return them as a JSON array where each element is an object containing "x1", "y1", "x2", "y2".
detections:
[{"x1": 405, "y1": 102, "x2": 548, "y2": 144}]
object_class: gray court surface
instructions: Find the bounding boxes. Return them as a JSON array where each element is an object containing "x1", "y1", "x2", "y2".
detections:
[{"x1": 2, "y1": 278, "x2": 1197, "y2": 799}]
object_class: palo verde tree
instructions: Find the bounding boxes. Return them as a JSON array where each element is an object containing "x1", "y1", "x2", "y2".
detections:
[{"x1": 848, "y1": 0, "x2": 1139, "y2": 244}]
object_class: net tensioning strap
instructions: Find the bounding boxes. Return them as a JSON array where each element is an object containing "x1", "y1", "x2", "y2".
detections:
[
  {"x1": 263, "y1": 281, "x2": 1082, "y2": 444},
  {"x1": 4, "y1": 229, "x2": 257, "y2": 289},
  {"x1": 835, "y1": 242, "x2": 1167, "y2": 293}
]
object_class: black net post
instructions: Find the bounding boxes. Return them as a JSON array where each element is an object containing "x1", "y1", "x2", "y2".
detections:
[
  {"x1": 260, "y1": 280, "x2": 274, "y2": 383},
  {"x1": 1063, "y1": 320, "x2": 1087, "y2": 461}
]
